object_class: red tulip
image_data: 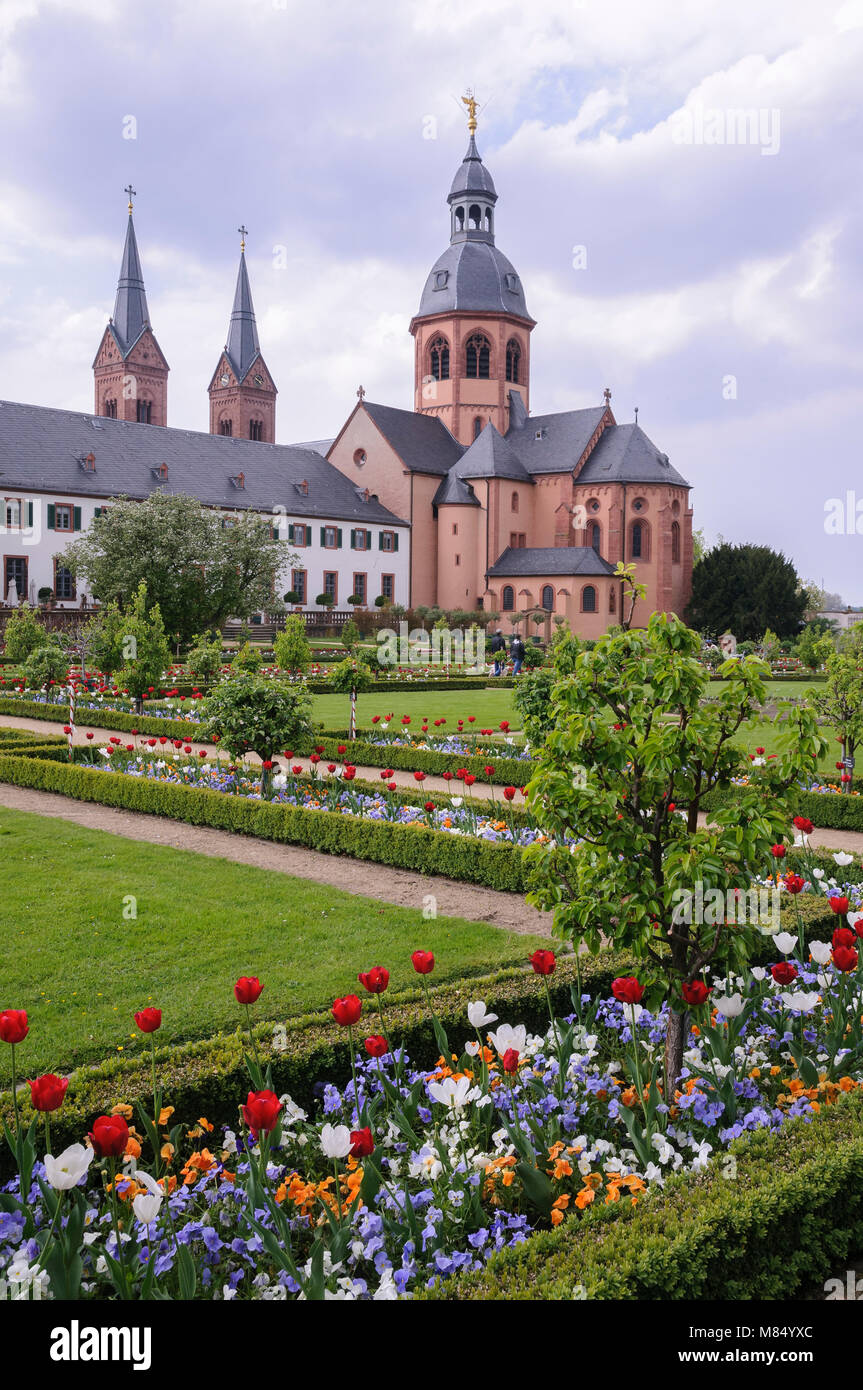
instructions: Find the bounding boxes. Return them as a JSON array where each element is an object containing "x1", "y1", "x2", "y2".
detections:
[
  {"x1": 771, "y1": 844, "x2": 786, "y2": 859},
  {"x1": 292, "y1": 765, "x2": 303, "y2": 775},
  {"x1": 387, "y1": 782, "x2": 397, "y2": 792},
  {"x1": 771, "y1": 962, "x2": 798, "y2": 986},
  {"x1": 234, "y1": 977, "x2": 263, "y2": 1005},
  {"x1": 28, "y1": 1074, "x2": 68, "y2": 1112},
  {"x1": 833, "y1": 945, "x2": 859, "y2": 973},
  {"x1": 611, "y1": 977, "x2": 644, "y2": 1005},
  {"x1": 502, "y1": 1048, "x2": 520, "y2": 1073},
  {"x1": 484, "y1": 765, "x2": 495, "y2": 777},
  {"x1": 242, "y1": 1089, "x2": 282, "y2": 1138},
  {"x1": 358, "y1": 967, "x2": 389, "y2": 994},
  {"x1": 342, "y1": 767, "x2": 356, "y2": 781},
  {"x1": 681, "y1": 980, "x2": 711, "y2": 1006},
  {"x1": 529, "y1": 949, "x2": 556, "y2": 977},
  {"x1": 332, "y1": 995, "x2": 362, "y2": 1027},
  {"x1": 413, "y1": 771, "x2": 426, "y2": 782},
  {"x1": 411, "y1": 950, "x2": 435, "y2": 976},
  {"x1": 784, "y1": 873, "x2": 805, "y2": 895},
  {"x1": 0, "y1": 1010, "x2": 28, "y2": 1045},
  {"x1": 350, "y1": 1127, "x2": 375, "y2": 1158},
  {"x1": 503, "y1": 786, "x2": 516, "y2": 801},
  {"x1": 830, "y1": 896, "x2": 850, "y2": 916},
  {"x1": 832, "y1": 927, "x2": 855, "y2": 950},
  {"x1": 424, "y1": 801, "x2": 435, "y2": 812},
  {"x1": 133, "y1": 1008, "x2": 162, "y2": 1034},
  {"x1": 89, "y1": 1114, "x2": 130, "y2": 1157},
  {"x1": 364, "y1": 1035, "x2": 388, "y2": 1057},
  {"x1": 793, "y1": 816, "x2": 814, "y2": 834}
]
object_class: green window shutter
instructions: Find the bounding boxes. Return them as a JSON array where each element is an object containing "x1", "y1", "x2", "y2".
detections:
[
  {"x1": 27, "y1": 502, "x2": 33, "y2": 527},
  {"x1": 94, "y1": 507, "x2": 101, "y2": 519},
  {"x1": 74, "y1": 506, "x2": 82, "y2": 531},
  {"x1": 337, "y1": 528, "x2": 342, "y2": 548},
  {"x1": 378, "y1": 531, "x2": 384, "y2": 550},
  {"x1": 349, "y1": 528, "x2": 356, "y2": 549},
  {"x1": 320, "y1": 526, "x2": 326, "y2": 546},
  {"x1": 366, "y1": 529, "x2": 372, "y2": 549},
  {"x1": 392, "y1": 531, "x2": 398, "y2": 552},
  {"x1": 47, "y1": 504, "x2": 55, "y2": 530},
  {"x1": 288, "y1": 524, "x2": 295, "y2": 542}
]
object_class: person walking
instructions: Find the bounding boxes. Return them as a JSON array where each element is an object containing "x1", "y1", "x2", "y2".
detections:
[
  {"x1": 510, "y1": 632, "x2": 525, "y2": 675},
  {"x1": 489, "y1": 628, "x2": 505, "y2": 677}
]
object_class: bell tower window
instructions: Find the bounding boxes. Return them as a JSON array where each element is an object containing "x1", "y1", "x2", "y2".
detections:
[
  {"x1": 466, "y1": 334, "x2": 491, "y2": 379},
  {"x1": 219, "y1": 419, "x2": 233, "y2": 437},
  {"x1": 505, "y1": 340, "x2": 520, "y2": 384},
  {"x1": 429, "y1": 336, "x2": 450, "y2": 381}
]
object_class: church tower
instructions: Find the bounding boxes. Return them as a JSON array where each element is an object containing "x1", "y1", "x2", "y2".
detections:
[
  {"x1": 410, "y1": 97, "x2": 535, "y2": 446},
  {"x1": 208, "y1": 229, "x2": 277, "y2": 442},
  {"x1": 93, "y1": 189, "x2": 169, "y2": 425}
]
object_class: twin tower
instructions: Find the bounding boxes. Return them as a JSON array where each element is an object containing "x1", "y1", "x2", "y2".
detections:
[{"x1": 92, "y1": 195, "x2": 276, "y2": 441}]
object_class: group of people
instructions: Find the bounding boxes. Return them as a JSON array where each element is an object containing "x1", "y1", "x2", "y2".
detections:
[{"x1": 488, "y1": 629, "x2": 526, "y2": 676}]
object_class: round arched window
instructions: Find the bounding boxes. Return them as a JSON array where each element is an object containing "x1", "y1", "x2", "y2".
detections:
[
  {"x1": 582, "y1": 585, "x2": 597, "y2": 613},
  {"x1": 541, "y1": 585, "x2": 554, "y2": 611},
  {"x1": 502, "y1": 585, "x2": 515, "y2": 612}
]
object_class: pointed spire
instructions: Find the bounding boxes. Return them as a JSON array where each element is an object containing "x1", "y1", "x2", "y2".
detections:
[
  {"x1": 224, "y1": 231, "x2": 261, "y2": 382},
  {"x1": 111, "y1": 191, "x2": 150, "y2": 356}
]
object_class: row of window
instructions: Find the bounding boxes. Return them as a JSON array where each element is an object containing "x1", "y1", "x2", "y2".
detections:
[
  {"x1": 287, "y1": 571, "x2": 395, "y2": 606},
  {"x1": 4, "y1": 500, "x2": 82, "y2": 533},
  {"x1": 279, "y1": 525, "x2": 399, "y2": 552},
  {"x1": 2, "y1": 557, "x2": 76, "y2": 602},
  {"x1": 218, "y1": 419, "x2": 266, "y2": 440},
  {"x1": 102, "y1": 399, "x2": 154, "y2": 423},
  {"x1": 499, "y1": 583, "x2": 615, "y2": 616},
  {"x1": 428, "y1": 334, "x2": 522, "y2": 384}
]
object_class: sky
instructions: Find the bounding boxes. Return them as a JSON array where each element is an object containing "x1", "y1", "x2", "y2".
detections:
[{"x1": 1, "y1": 0, "x2": 862, "y2": 599}]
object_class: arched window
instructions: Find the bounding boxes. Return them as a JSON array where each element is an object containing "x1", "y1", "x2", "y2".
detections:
[
  {"x1": 590, "y1": 521, "x2": 601, "y2": 551},
  {"x1": 485, "y1": 209, "x2": 493, "y2": 233},
  {"x1": 466, "y1": 334, "x2": 491, "y2": 379},
  {"x1": 103, "y1": 398, "x2": 117, "y2": 419},
  {"x1": 671, "y1": 520, "x2": 681, "y2": 564},
  {"x1": 468, "y1": 204, "x2": 482, "y2": 229},
  {"x1": 505, "y1": 339, "x2": 521, "y2": 384},
  {"x1": 511, "y1": 491, "x2": 519, "y2": 513},
  {"x1": 249, "y1": 420, "x2": 264, "y2": 441},
  {"x1": 609, "y1": 585, "x2": 616, "y2": 613},
  {"x1": 455, "y1": 206, "x2": 465, "y2": 233},
  {"x1": 541, "y1": 585, "x2": 555, "y2": 611},
  {"x1": 630, "y1": 520, "x2": 650, "y2": 560},
  {"x1": 502, "y1": 585, "x2": 515, "y2": 611},
  {"x1": 219, "y1": 419, "x2": 233, "y2": 437},
  {"x1": 473, "y1": 416, "x2": 483, "y2": 439},
  {"x1": 429, "y1": 336, "x2": 450, "y2": 381},
  {"x1": 582, "y1": 585, "x2": 597, "y2": 613},
  {"x1": 136, "y1": 399, "x2": 152, "y2": 423}
]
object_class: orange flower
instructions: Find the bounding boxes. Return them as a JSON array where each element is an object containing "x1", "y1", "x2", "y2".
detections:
[
  {"x1": 160, "y1": 1142, "x2": 175, "y2": 1161},
  {"x1": 551, "y1": 1193, "x2": 570, "y2": 1210},
  {"x1": 158, "y1": 1106, "x2": 175, "y2": 1127},
  {"x1": 620, "y1": 1087, "x2": 638, "y2": 1108},
  {"x1": 124, "y1": 1136, "x2": 142, "y2": 1160},
  {"x1": 553, "y1": 1158, "x2": 573, "y2": 1180},
  {"x1": 575, "y1": 1188, "x2": 595, "y2": 1210},
  {"x1": 111, "y1": 1103, "x2": 134, "y2": 1119},
  {"x1": 551, "y1": 1209, "x2": 564, "y2": 1227}
]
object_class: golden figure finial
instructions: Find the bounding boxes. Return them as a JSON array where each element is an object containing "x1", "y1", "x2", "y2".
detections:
[{"x1": 462, "y1": 90, "x2": 479, "y2": 135}]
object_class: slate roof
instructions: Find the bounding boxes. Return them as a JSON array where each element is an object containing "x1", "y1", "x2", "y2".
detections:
[
  {"x1": 110, "y1": 213, "x2": 151, "y2": 357},
  {"x1": 417, "y1": 240, "x2": 531, "y2": 320},
  {"x1": 449, "y1": 136, "x2": 498, "y2": 200},
  {"x1": 433, "y1": 470, "x2": 480, "y2": 507},
  {"x1": 359, "y1": 401, "x2": 464, "y2": 476},
  {"x1": 0, "y1": 400, "x2": 408, "y2": 526},
  {"x1": 224, "y1": 251, "x2": 262, "y2": 383},
  {"x1": 487, "y1": 546, "x2": 616, "y2": 578},
  {"x1": 455, "y1": 422, "x2": 532, "y2": 482},
  {"x1": 504, "y1": 407, "x2": 608, "y2": 475},
  {"x1": 575, "y1": 422, "x2": 690, "y2": 487}
]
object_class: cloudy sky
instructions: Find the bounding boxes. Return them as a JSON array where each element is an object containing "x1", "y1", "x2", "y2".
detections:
[{"x1": 2, "y1": 0, "x2": 862, "y2": 597}]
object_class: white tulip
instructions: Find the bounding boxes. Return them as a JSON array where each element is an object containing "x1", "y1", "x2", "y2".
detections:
[
  {"x1": 781, "y1": 991, "x2": 820, "y2": 1014},
  {"x1": 132, "y1": 1187, "x2": 163, "y2": 1224},
  {"x1": 714, "y1": 993, "x2": 744, "y2": 1018},
  {"x1": 488, "y1": 1022, "x2": 527, "y2": 1055},
  {"x1": 809, "y1": 941, "x2": 833, "y2": 965},
  {"x1": 773, "y1": 932, "x2": 797, "y2": 956},
  {"x1": 622, "y1": 1003, "x2": 643, "y2": 1027},
  {"x1": 467, "y1": 1002, "x2": 497, "y2": 1029},
  {"x1": 320, "y1": 1124, "x2": 352, "y2": 1160},
  {"x1": 44, "y1": 1143, "x2": 93, "y2": 1191},
  {"x1": 833, "y1": 852, "x2": 854, "y2": 867},
  {"x1": 750, "y1": 967, "x2": 767, "y2": 981},
  {"x1": 451, "y1": 797, "x2": 463, "y2": 808},
  {"x1": 848, "y1": 912, "x2": 863, "y2": 931},
  {"x1": 271, "y1": 773, "x2": 287, "y2": 790},
  {"x1": 464, "y1": 1040, "x2": 480, "y2": 1056},
  {"x1": 813, "y1": 868, "x2": 825, "y2": 880},
  {"x1": 427, "y1": 1076, "x2": 479, "y2": 1110}
]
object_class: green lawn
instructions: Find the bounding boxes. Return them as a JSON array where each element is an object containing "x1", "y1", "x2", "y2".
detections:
[
  {"x1": 310, "y1": 687, "x2": 520, "y2": 731},
  {"x1": 0, "y1": 808, "x2": 547, "y2": 1074}
]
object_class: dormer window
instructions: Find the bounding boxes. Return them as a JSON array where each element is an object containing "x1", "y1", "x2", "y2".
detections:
[
  {"x1": 534, "y1": 427, "x2": 547, "y2": 441},
  {"x1": 230, "y1": 472, "x2": 245, "y2": 490},
  {"x1": 296, "y1": 479, "x2": 308, "y2": 496},
  {"x1": 434, "y1": 270, "x2": 449, "y2": 290},
  {"x1": 505, "y1": 273, "x2": 519, "y2": 292},
  {"x1": 79, "y1": 452, "x2": 96, "y2": 473},
  {"x1": 152, "y1": 462, "x2": 168, "y2": 482}
]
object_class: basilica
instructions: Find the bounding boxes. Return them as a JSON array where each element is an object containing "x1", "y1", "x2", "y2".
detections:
[{"x1": 0, "y1": 107, "x2": 692, "y2": 634}]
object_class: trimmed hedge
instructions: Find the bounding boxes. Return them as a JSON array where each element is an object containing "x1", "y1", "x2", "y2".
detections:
[
  {"x1": 0, "y1": 955, "x2": 621, "y2": 1177},
  {"x1": 0, "y1": 753, "x2": 532, "y2": 891},
  {"x1": 309, "y1": 677, "x2": 517, "y2": 693},
  {"x1": 0, "y1": 696, "x2": 203, "y2": 740},
  {"x1": 312, "y1": 735, "x2": 530, "y2": 786},
  {"x1": 420, "y1": 1093, "x2": 863, "y2": 1300},
  {"x1": 702, "y1": 782, "x2": 863, "y2": 833}
]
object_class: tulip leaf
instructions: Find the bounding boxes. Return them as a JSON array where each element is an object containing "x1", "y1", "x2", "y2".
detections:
[{"x1": 515, "y1": 1161, "x2": 555, "y2": 1216}]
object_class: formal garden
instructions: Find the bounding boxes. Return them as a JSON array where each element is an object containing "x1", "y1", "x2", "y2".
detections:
[{"x1": 2, "y1": 523, "x2": 863, "y2": 1303}]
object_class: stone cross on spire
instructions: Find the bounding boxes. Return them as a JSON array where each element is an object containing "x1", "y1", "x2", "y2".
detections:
[
  {"x1": 238, "y1": 224, "x2": 248, "y2": 252},
  {"x1": 356, "y1": 384, "x2": 366, "y2": 401},
  {"x1": 124, "y1": 184, "x2": 136, "y2": 215}
]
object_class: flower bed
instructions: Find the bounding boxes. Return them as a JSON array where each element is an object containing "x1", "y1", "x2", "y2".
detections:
[{"x1": 3, "y1": 916, "x2": 863, "y2": 1301}]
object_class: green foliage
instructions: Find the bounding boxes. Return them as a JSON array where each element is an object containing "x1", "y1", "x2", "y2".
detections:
[
  {"x1": 340, "y1": 620, "x2": 361, "y2": 653},
  {"x1": 328, "y1": 656, "x2": 375, "y2": 695},
  {"x1": 796, "y1": 622, "x2": 836, "y2": 672},
  {"x1": 113, "y1": 582, "x2": 172, "y2": 705},
  {"x1": 688, "y1": 542, "x2": 808, "y2": 640},
  {"x1": 204, "y1": 676, "x2": 313, "y2": 781},
  {"x1": 273, "y1": 617, "x2": 311, "y2": 674},
  {"x1": 2, "y1": 605, "x2": 45, "y2": 661},
  {"x1": 186, "y1": 635, "x2": 223, "y2": 684},
  {"x1": 60, "y1": 492, "x2": 295, "y2": 645},
  {"x1": 23, "y1": 640, "x2": 68, "y2": 689},
  {"x1": 230, "y1": 640, "x2": 263, "y2": 673}
]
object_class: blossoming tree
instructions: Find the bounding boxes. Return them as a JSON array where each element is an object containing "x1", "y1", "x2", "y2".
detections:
[{"x1": 524, "y1": 611, "x2": 826, "y2": 1088}]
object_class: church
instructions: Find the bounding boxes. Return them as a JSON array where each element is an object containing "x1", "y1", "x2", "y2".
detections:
[{"x1": 0, "y1": 105, "x2": 693, "y2": 635}]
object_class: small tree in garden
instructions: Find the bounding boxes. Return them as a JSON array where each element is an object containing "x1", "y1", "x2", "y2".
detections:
[
  {"x1": 273, "y1": 616, "x2": 311, "y2": 674},
  {"x1": 524, "y1": 611, "x2": 825, "y2": 1090},
  {"x1": 813, "y1": 622, "x2": 863, "y2": 793},
  {"x1": 114, "y1": 582, "x2": 172, "y2": 714},
  {"x1": 796, "y1": 622, "x2": 834, "y2": 672},
  {"x1": 329, "y1": 656, "x2": 375, "y2": 739},
  {"x1": 3, "y1": 605, "x2": 45, "y2": 661},
  {"x1": 204, "y1": 674, "x2": 313, "y2": 795},
  {"x1": 186, "y1": 634, "x2": 223, "y2": 685},
  {"x1": 23, "y1": 640, "x2": 68, "y2": 691},
  {"x1": 340, "y1": 620, "x2": 361, "y2": 653}
]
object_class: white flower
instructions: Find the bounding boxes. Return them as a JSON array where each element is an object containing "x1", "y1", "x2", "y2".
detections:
[
  {"x1": 132, "y1": 1173, "x2": 163, "y2": 1225},
  {"x1": 809, "y1": 940, "x2": 833, "y2": 965},
  {"x1": 781, "y1": 990, "x2": 820, "y2": 1014},
  {"x1": 373, "y1": 1267, "x2": 399, "y2": 1301},
  {"x1": 409, "y1": 1145, "x2": 443, "y2": 1181},
  {"x1": 488, "y1": 1022, "x2": 526, "y2": 1055},
  {"x1": 833, "y1": 852, "x2": 854, "y2": 867},
  {"x1": 849, "y1": 912, "x2": 863, "y2": 932},
  {"x1": 714, "y1": 993, "x2": 744, "y2": 1018},
  {"x1": 320, "y1": 1124, "x2": 352, "y2": 1160},
  {"x1": 622, "y1": 1003, "x2": 643, "y2": 1027},
  {"x1": 44, "y1": 1143, "x2": 93, "y2": 1191},
  {"x1": 467, "y1": 1001, "x2": 497, "y2": 1029},
  {"x1": 813, "y1": 868, "x2": 825, "y2": 880},
  {"x1": 773, "y1": 932, "x2": 797, "y2": 956},
  {"x1": 271, "y1": 773, "x2": 287, "y2": 790},
  {"x1": 464, "y1": 1039, "x2": 480, "y2": 1056},
  {"x1": 451, "y1": 796, "x2": 463, "y2": 808},
  {"x1": 427, "y1": 1076, "x2": 479, "y2": 1110},
  {"x1": 750, "y1": 967, "x2": 767, "y2": 981}
]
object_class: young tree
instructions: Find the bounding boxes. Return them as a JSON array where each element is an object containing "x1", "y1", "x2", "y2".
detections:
[
  {"x1": 273, "y1": 616, "x2": 311, "y2": 674},
  {"x1": 3, "y1": 605, "x2": 45, "y2": 661},
  {"x1": 186, "y1": 635, "x2": 223, "y2": 685},
  {"x1": 113, "y1": 582, "x2": 172, "y2": 713},
  {"x1": 688, "y1": 543, "x2": 807, "y2": 640},
  {"x1": 60, "y1": 493, "x2": 296, "y2": 646},
  {"x1": 524, "y1": 612, "x2": 825, "y2": 1090},
  {"x1": 23, "y1": 640, "x2": 68, "y2": 692},
  {"x1": 204, "y1": 674, "x2": 313, "y2": 796},
  {"x1": 329, "y1": 656, "x2": 375, "y2": 739},
  {"x1": 340, "y1": 620, "x2": 361, "y2": 654},
  {"x1": 813, "y1": 622, "x2": 863, "y2": 793},
  {"x1": 795, "y1": 623, "x2": 834, "y2": 672}
]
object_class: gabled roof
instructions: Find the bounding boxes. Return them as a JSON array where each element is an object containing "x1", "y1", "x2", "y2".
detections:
[
  {"x1": 357, "y1": 401, "x2": 464, "y2": 476},
  {"x1": 505, "y1": 406, "x2": 608, "y2": 475},
  {"x1": 433, "y1": 470, "x2": 480, "y2": 507},
  {"x1": 487, "y1": 546, "x2": 615, "y2": 578},
  {"x1": 224, "y1": 251, "x2": 262, "y2": 383},
  {"x1": 575, "y1": 422, "x2": 690, "y2": 487},
  {"x1": 0, "y1": 400, "x2": 408, "y2": 526},
  {"x1": 455, "y1": 422, "x2": 532, "y2": 482},
  {"x1": 111, "y1": 213, "x2": 151, "y2": 357}
]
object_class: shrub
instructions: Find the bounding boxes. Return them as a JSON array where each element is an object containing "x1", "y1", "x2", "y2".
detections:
[
  {"x1": 3, "y1": 606, "x2": 45, "y2": 661},
  {"x1": 273, "y1": 617, "x2": 311, "y2": 674},
  {"x1": 23, "y1": 641, "x2": 68, "y2": 689}
]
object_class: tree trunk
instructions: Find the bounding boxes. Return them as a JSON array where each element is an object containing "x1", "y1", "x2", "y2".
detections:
[{"x1": 664, "y1": 1009, "x2": 687, "y2": 1096}]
